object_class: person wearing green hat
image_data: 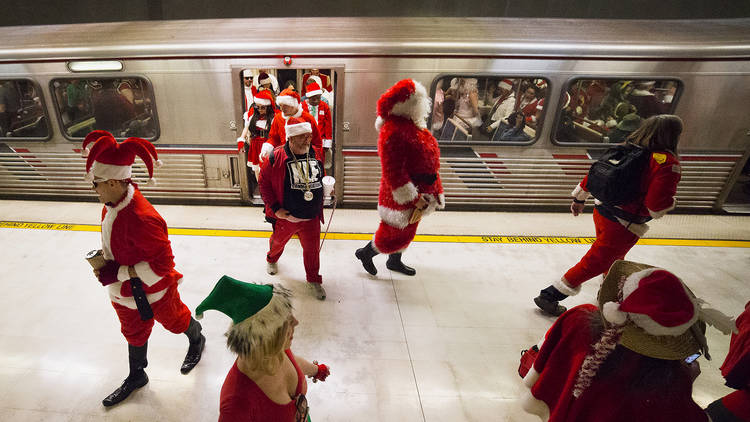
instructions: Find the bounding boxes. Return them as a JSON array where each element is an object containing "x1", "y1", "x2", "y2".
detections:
[
  {"x1": 608, "y1": 113, "x2": 642, "y2": 144},
  {"x1": 196, "y1": 275, "x2": 331, "y2": 421}
]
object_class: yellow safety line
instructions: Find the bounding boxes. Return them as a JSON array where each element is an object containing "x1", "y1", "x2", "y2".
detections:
[{"x1": 1, "y1": 220, "x2": 749, "y2": 248}]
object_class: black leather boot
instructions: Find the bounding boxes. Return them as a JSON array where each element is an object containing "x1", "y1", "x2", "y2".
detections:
[
  {"x1": 386, "y1": 253, "x2": 416, "y2": 276},
  {"x1": 533, "y1": 286, "x2": 568, "y2": 317},
  {"x1": 355, "y1": 241, "x2": 379, "y2": 275},
  {"x1": 102, "y1": 343, "x2": 149, "y2": 407},
  {"x1": 181, "y1": 317, "x2": 205, "y2": 374}
]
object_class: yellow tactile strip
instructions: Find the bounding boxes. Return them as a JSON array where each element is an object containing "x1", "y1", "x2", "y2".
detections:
[{"x1": 2, "y1": 221, "x2": 749, "y2": 248}]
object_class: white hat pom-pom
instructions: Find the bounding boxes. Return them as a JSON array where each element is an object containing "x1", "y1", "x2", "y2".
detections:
[
  {"x1": 81, "y1": 146, "x2": 91, "y2": 158},
  {"x1": 84, "y1": 171, "x2": 94, "y2": 182},
  {"x1": 155, "y1": 159, "x2": 164, "y2": 168},
  {"x1": 147, "y1": 177, "x2": 157, "y2": 186},
  {"x1": 602, "y1": 301, "x2": 628, "y2": 325}
]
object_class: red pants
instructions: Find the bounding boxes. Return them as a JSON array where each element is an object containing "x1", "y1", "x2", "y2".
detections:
[
  {"x1": 112, "y1": 285, "x2": 192, "y2": 347},
  {"x1": 267, "y1": 218, "x2": 322, "y2": 284},
  {"x1": 373, "y1": 220, "x2": 419, "y2": 254},
  {"x1": 564, "y1": 208, "x2": 640, "y2": 288}
]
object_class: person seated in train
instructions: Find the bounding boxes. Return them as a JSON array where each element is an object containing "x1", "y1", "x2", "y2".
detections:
[
  {"x1": 493, "y1": 111, "x2": 531, "y2": 142},
  {"x1": 452, "y1": 77, "x2": 482, "y2": 131},
  {"x1": 608, "y1": 113, "x2": 642, "y2": 144},
  {"x1": 260, "y1": 88, "x2": 322, "y2": 162},
  {"x1": 431, "y1": 79, "x2": 446, "y2": 135},
  {"x1": 522, "y1": 80, "x2": 548, "y2": 127},
  {"x1": 302, "y1": 81, "x2": 333, "y2": 169},
  {"x1": 239, "y1": 89, "x2": 276, "y2": 181},
  {"x1": 92, "y1": 84, "x2": 137, "y2": 136},
  {"x1": 195, "y1": 276, "x2": 330, "y2": 421},
  {"x1": 302, "y1": 68, "x2": 332, "y2": 93},
  {"x1": 81, "y1": 131, "x2": 205, "y2": 407},
  {"x1": 533, "y1": 115, "x2": 684, "y2": 317},
  {"x1": 522, "y1": 260, "x2": 734, "y2": 422},
  {"x1": 482, "y1": 79, "x2": 516, "y2": 136},
  {"x1": 255, "y1": 70, "x2": 279, "y2": 95},
  {"x1": 65, "y1": 78, "x2": 89, "y2": 123},
  {"x1": 627, "y1": 81, "x2": 669, "y2": 119},
  {"x1": 590, "y1": 80, "x2": 633, "y2": 123},
  {"x1": 0, "y1": 80, "x2": 21, "y2": 136},
  {"x1": 259, "y1": 117, "x2": 328, "y2": 300},
  {"x1": 705, "y1": 299, "x2": 750, "y2": 422}
]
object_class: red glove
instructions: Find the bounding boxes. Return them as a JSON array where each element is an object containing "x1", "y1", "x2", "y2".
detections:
[
  {"x1": 311, "y1": 361, "x2": 329, "y2": 383},
  {"x1": 97, "y1": 260, "x2": 120, "y2": 286}
]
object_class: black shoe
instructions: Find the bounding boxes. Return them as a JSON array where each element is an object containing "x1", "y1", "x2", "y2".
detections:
[
  {"x1": 355, "y1": 246, "x2": 378, "y2": 275},
  {"x1": 181, "y1": 333, "x2": 205, "y2": 374},
  {"x1": 386, "y1": 254, "x2": 416, "y2": 276},
  {"x1": 534, "y1": 295, "x2": 567, "y2": 317},
  {"x1": 102, "y1": 371, "x2": 148, "y2": 407}
]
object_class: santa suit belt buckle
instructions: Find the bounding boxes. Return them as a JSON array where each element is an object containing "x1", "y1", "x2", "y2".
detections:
[{"x1": 129, "y1": 278, "x2": 154, "y2": 321}]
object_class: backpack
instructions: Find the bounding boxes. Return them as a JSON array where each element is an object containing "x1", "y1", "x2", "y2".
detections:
[{"x1": 586, "y1": 143, "x2": 649, "y2": 205}]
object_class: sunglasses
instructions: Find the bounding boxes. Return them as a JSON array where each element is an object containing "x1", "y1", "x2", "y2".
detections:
[
  {"x1": 244, "y1": 77, "x2": 252, "y2": 80},
  {"x1": 92, "y1": 179, "x2": 106, "y2": 188}
]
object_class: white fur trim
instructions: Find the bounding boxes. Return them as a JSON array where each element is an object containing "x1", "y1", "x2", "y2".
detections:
[
  {"x1": 523, "y1": 366, "x2": 541, "y2": 388},
  {"x1": 305, "y1": 88, "x2": 323, "y2": 97},
  {"x1": 285, "y1": 122, "x2": 312, "y2": 139},
  {"x1": 648, "y1": 197, "x2": 676, "y2": 219},
  {"x1": 81, "y1": 146, "x2": 91, "y2": 157},
  {"x1": 101, "y1": 184, "x2": 135, "y2": 261},
  {"x1": 281, "y1": 106, "x2": 303, "y2": 120},
  {"x1": 520, "y1": 390, "x2": 550, "y2": 420},
  {"x1": 571, "y1": 184, "x2": 591, "y2": 201},
  {"x1": 388, "y1": 80, "x2": 431, "y2": 129},
  {"x1": 84, "y1": 171, "x2": 94, "y2": 182},
  {"x1": 498, "y1": 81, "x2": 512, "y2": 91},
  {"x1": 553, "y1": 277, "x2": 581, "y2": 296},
  {"x1": 378, "y1": 205, "x2": 411, "y2": 230},
  {"x1": 602, "y1": 301, "x2": 628, "y2": 325},
  {"x1": 147, "y1": 178, "x2": 156, "y2": 186},
  {"x1": 254, "y1": 97, "x2": 271, "y2": 106},
  {"x1": 134, "y1": 261, "x2": 162, "y2": 286},
  {"x1": 322, "y1": 138, "x2": 333, "y2": 148},
  {"x1": 375, "y1": 116, "x2": 384, "y2": 131},
  {"x1": 117, "y1": 265, "x2": 130, "y2": 282},
  {"x1": 108, "y1": 281, "x2": 173, "y2": 310},
  {"x1": 276, "y1": 95, "x2": 299, "y2": 108},
  {"x1": 392, "y1": 182, "x2": 419, "y2": 205},
  {"x1": 420, "y1": 194, "x2": 441, "y2": 218},
  {"x1": 260, "y1": 142, "x2": 274, "y2": 160},
  {"x1": 437, "y1": 193, "x2": 446, "y2": 210},
  {"x1": 155, "y1": 159, "x2": 163, "y2": 168},
  {"x1": 622, "y1": 268, "x2": 700, "y2": 336},
  {"x1": 91, "y1": 161, "x2": 132, "y2": 181}
]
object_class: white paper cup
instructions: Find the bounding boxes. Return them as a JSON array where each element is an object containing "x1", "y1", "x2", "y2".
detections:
[{"x1": 322, "y1": 176, "x2": 335, "y2": 198}]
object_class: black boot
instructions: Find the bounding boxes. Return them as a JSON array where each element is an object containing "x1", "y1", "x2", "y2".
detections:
[
  {"x1": 181, "y1": 317, "x2": 205, "y2": 374},
  {"x1": 102, "y1": 343, "x2": 149, "y2": 407},
  {"x1": 534, "y1": 286, "x2": 568, "y2": 317},
  {"x1": 386, "y1": 253, "x2": 416, "y2": 276},
  {"x1": 355, "y1": 241, "x2": 379, "y2": 275}
]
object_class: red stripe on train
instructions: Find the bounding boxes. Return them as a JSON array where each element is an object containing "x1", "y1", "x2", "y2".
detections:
[{"x1": 73, "y1": 148, "x2": 236, "y2": 155}]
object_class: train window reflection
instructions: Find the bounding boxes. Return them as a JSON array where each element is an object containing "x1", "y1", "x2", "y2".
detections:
[
  {"x1": 0, "y1": 79, "x2": 49, "y2": 139},
  {"x1": 431, "y1": 76, "x2": 548, "y2": 144},
  {"x1": 555, "y1": 79, "x2": 681, "y2": 144},
  {"x1": 51, "y1": 77, "x2": 158, "y2": 140}
]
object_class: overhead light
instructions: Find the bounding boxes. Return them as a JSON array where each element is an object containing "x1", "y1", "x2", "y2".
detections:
[{"x1": 67, "y1": 61, "x2": 123, "y2": 72}]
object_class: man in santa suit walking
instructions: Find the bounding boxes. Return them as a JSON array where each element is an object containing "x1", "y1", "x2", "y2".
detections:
[
  {"x1": 260, "y1": 87, "x2": 322, "y2": 162},
  {"x1": 355, "y1": 79, "x2": 445, "y2": 276},
  {"x1": 81, "y1": 130, "x2": 205, "y2": 407},
  {"x1": 302, "y1": 81, "x2": 334, "y2": 168}
]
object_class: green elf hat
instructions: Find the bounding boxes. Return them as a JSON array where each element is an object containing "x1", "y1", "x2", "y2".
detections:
[{"x1": 196, "y1": 275, "x2": 291, "y2": 324}]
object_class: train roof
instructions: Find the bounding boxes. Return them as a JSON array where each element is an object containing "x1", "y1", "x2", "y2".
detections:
[{"x1": 1, "y1": 17, "x2": 749, "y2": 61}]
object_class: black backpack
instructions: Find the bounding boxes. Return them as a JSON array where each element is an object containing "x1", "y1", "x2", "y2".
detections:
[{"x1": 586, "y1": 143, "x2": 650, "y2": 205}]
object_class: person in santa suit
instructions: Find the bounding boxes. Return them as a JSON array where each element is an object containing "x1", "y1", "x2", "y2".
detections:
[
  {"x1": 238, "y1": 90, "x2": 276, "y2": 183},
  {"x1": 302, "y1": 81, "x2": 334, "y2": 169},
  {"x1": 302, "y1": 69, "x2": 332, "y2": 94},
  {"x1": 355, "y1": 79, "x2": 445, "y2": 276},
  {"x1": 255, "y1": 70, "x2": 279, "y2": 96},
  {"x1": 482, "y1": 79, "x2": 516, "y2": 136},
  {"x1": 706, "y1": 300, "x2": 750, "y2": 422},
  {"x1": 259, "y1": 118, "x2": 327, "y2": 300},
  {"x1": 81, "y1": 130, "x2": 205, "y2": 407},
  {"x1": 534, "y1": 115, "x2": 684, "y2": 317},
  {"x1": 260, "y1": 87, "x2": 322, "y2": 162},
  {"x1": 522, "y1": 260, "x2": 735, "y2": 422}
]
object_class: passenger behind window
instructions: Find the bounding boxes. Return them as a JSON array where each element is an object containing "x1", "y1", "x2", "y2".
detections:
[
  {"x1": 0, "y1": 80, "x2": 21, "y2": 136},
  {"x1": 92, "y1": 81, "x2": 137, "y2": 136},
  {"x1": 520, "y1": 80, "x2": 545, "y2": 125},
  {"x1": 481, "y1": 79, "x2": 516, "y2": 137},
  {"x1": 608, "y1": 113, "x2": 642, "y2": 144},
  {"x1": 452, "y1": 78, "x2": 482, "y2": 132},
  {"x1": 493, "y1": 111, "x2": 531, "y2": 142},
  {"x1": 431, "y1": 79, "x2": 445, "y2": 136},
  {"x1": 628, "y1": 81, "x2": 669, "y2": 119},
  {"x1": 441, "y1": 78, "x2": 458, "y2": 131},
  {"x1": 591, "y1": 81, "x2": 633, "y2": 125}
]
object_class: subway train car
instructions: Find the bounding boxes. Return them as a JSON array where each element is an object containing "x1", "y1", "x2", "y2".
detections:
[{"x1": 0, "y1": 18, "x2": 749, "y2": 212}]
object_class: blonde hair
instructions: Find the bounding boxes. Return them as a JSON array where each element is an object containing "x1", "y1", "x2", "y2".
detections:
[
  {"x1": 230, "y1": 317, "x2": 291, "y2": 375},
  {"x1": 627, "y1": 114, "x2": 683, "y2": 153}
]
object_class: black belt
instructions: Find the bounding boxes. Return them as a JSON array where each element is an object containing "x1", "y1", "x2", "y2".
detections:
[
  {"x1": 595, "y1": 204, "x2": 652, "y2": 225},
  {"x1": 130, "y1": 278, "x2": 154, "y2": 321},
  {"x1": 412, "y1": 173, "x2": 437, "y2": 185}
]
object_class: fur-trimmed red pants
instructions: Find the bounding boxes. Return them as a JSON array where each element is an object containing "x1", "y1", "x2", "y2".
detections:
[
  {"x1": 267, "y1": 218, "x2": 322, "y2": 284},
  {"x1": 373, "y1": 221, "x2": 419, "y2": 254},
  {"x1": 563, "y1": 208, "x2": 640, "y2": 288},
  {"x1": 112, "y1": 285, "x2": 192, "y2": 347}
]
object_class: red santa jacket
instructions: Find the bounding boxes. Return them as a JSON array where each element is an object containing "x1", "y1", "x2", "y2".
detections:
[
  {"x1": 302, "y1": 73, "x2": 332, "y2": 93},
  {"x1": 259, "y1": 144, "x2": 325, "y2": 223},
  {"x1": 101, "y1": 184, "x2": 182, "y2": 309},
  {"x1": 265, "y1": 107, "x2": 322, "y2": 151},
  {"x1": 303, "y1": 100, "x2": 333, "y2": 148},
  {"x1": 377, "y1": 116, "x2": 444, "y2": 229},
  {"x1": 522, "y1": 304, "x2": 707, "y2": 422},
  {"x1": 572, "y1": 149, "x2": 681, "y2": 236}
]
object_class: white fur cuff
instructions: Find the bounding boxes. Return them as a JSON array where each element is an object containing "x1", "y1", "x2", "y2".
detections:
[
  {"x1": 553, "y1": 277, "x2": 581, "y2": 296},
  {"x1": 134, "y1": 261, "x2": 162, "y2": 286},
  {"x1": 648, "y1": 197, "x2": 676, "y2": 219},
  {"x1": 437, "y1": 193, "x2": 446, "y2": 210},
  {"x1": 571, "y1": 184, "x2": 591, "y2": 201},
  {"x1": 392, "y1": 182, "x2": 419, "y2": 205},
  {"x1": 117, "y1": 265, "x2": 130, "y2": 282},
  {"x1": 260, "y1": 142, "x2": 274, "y2": 160},
  {"x1": 322, "y1": 138, "x2": 333, "y2": 148}
]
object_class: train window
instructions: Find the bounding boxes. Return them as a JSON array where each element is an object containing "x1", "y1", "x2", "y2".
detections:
[
  {"x1": 0, "y1": 79, "x2": 50, "y2": 140},
  {"x1": 554, "y1": 78, "x2": 681, "y2": 144},
  {"x1": 430, "y1": 76, "x2": 548, "y2": 144},
  {"x1": 50, "y1": 77, "x2": 159, "y2": 140}
]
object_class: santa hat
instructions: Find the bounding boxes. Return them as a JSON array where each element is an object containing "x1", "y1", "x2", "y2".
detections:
[
  {"x1": 117, "y1": 81, "x2": 132, "y2": 93},
  {"x1": 498, "y1": 79, "x2": 513, "y2": 91},
  {"x1": 305, "y1": 81, "x2": 323, "y2": 97},
  {"x1": 81, "y1": 130, "x2": 162, "y2": 185},
  {"x1": 374, "y1": 78, "x2": 430, "y2": 131},
  {"x1": 285, "y1": 117, "x2": 312, "y2": 140},
  {"x1": 196, "y1": 275, "x2": 293, "y2": 356},
  {"x1": 258, "y1": 72, "x2": 272, "y2": 86},
  {"x1": 534, "y1": 79, "x2": 548, "y2": 90},
  {"x1": 276, "y1": 87, "x2": 301, "y2": 109},
  {"x1": 253, "y1": 89, "x2": 274, "y2": 107}
]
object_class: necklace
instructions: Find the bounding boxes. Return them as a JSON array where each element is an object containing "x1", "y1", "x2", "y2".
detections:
[{"x1": 292, "y1": 151, "x2": 313, "y2": 201}]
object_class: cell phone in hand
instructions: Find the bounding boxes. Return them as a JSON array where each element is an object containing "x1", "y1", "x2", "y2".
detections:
[{"x1": 685, "y1": 352, "x2": 701, "y2": 364}]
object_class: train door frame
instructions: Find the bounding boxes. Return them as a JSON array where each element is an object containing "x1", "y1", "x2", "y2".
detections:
[{"x1": 230, "y1": 64, "x2": 345, "y2": 206}]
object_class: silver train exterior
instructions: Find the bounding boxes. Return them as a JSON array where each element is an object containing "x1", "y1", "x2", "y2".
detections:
[{"x1": 0, "y1": 17, "x2": 749, "y2": 211}]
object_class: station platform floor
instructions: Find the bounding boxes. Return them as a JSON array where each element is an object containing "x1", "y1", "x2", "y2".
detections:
[{"x1": 0, "y1": 199, "x2": 748, "y2": 421}]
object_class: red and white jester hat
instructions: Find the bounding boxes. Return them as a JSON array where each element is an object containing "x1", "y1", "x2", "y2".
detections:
[
  {"x1": 81, "y1": 130, "x2": 162, "y2": 185},
  {"x1": 375, "y1": 78, "x2": 430, "y2": 131}
]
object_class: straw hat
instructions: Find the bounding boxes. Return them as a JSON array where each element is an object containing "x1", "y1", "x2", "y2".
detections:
[{"x1": 597, "y1": 260, "x2": 736, "y2": 360}]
